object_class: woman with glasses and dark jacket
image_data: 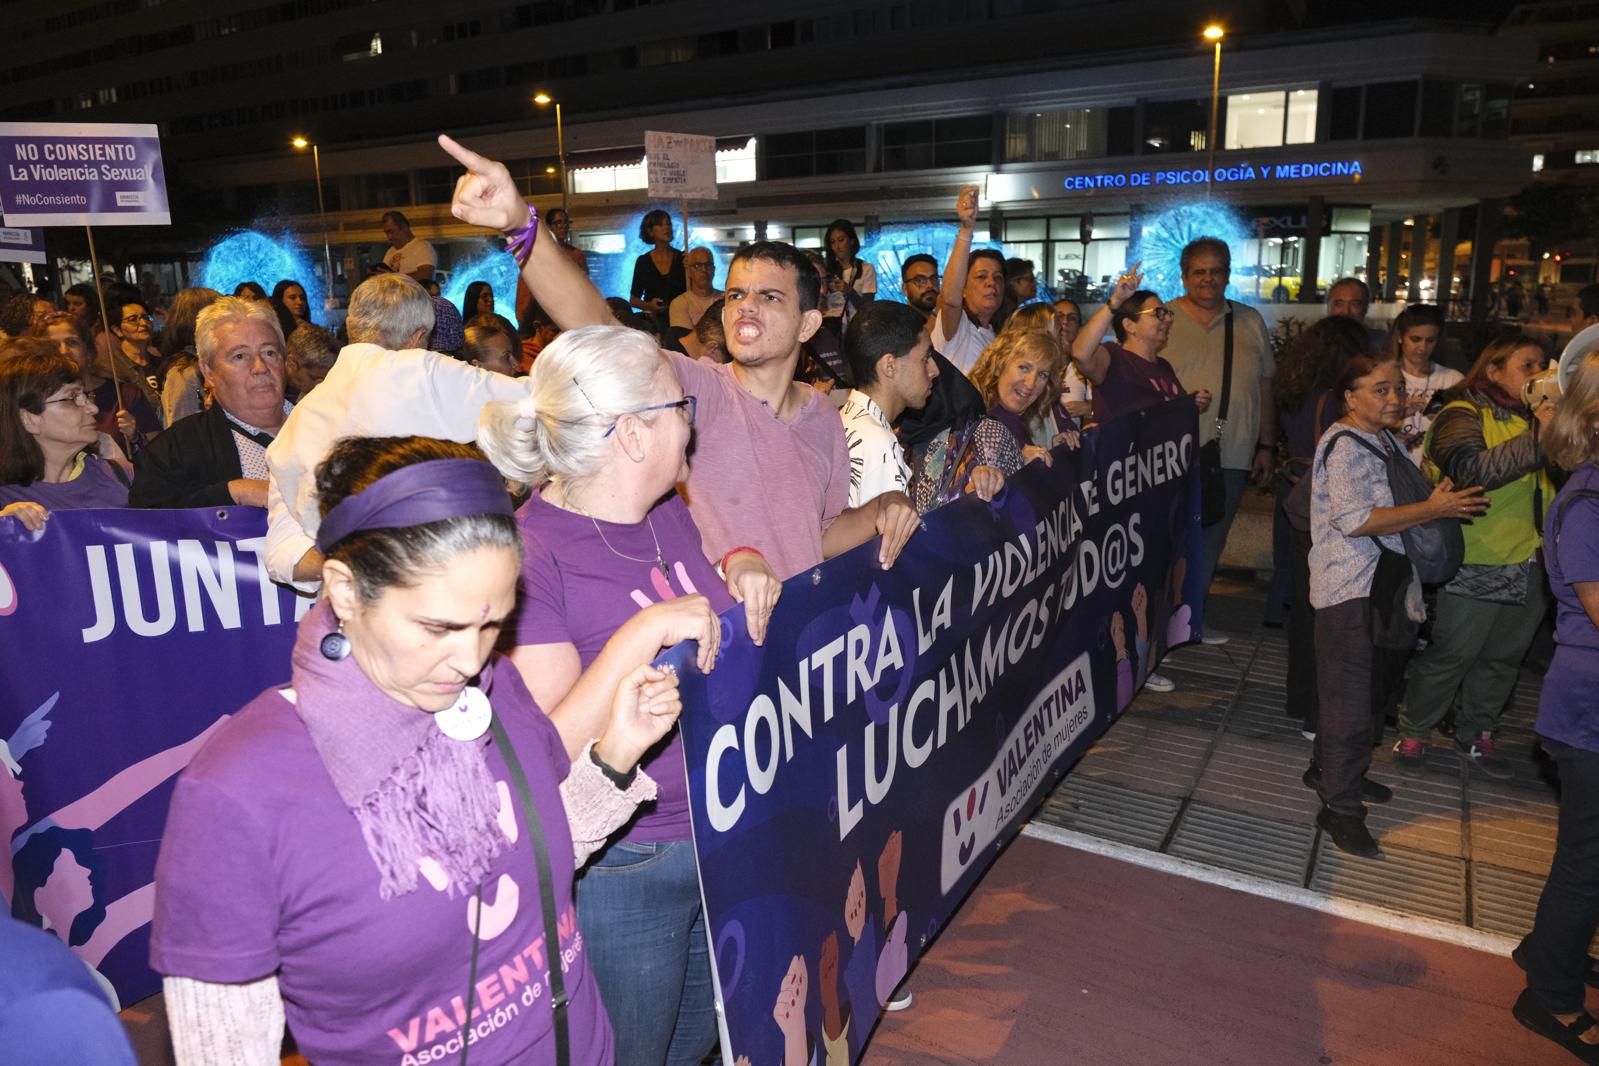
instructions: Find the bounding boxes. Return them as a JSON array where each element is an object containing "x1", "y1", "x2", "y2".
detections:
[{"x1": 0, "y1": 340, "x2": 132, "y2": 527}]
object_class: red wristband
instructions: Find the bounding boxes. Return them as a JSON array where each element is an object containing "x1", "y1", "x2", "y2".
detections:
[{"x1": 720, "y1": 546, "x2": 763, "y2": 572}]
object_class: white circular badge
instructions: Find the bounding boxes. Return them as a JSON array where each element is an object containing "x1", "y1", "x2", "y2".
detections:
[{"x1": 436, "y1": 686, "x2": 492, "y2": 742}]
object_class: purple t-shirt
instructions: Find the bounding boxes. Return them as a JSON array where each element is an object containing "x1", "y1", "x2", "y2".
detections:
[
  {"x1": 150, "y1": 662, "x2": 611, "y2": 1066},
  {"x1": 1091, "y1": 342, "x2": 1184, "y2": 423},
  {"x1": 668, "y1": 352, "x2": 851, "y2": 580},
  {"x1": 0, "y1": 455, "x2": 129, "y2": 510},
  {"x1": 514, "y1": 492, "x2": 733, "y2": 843},
  {"x1": 1538, "y1": 463, "x2": 1599, "y2": 753}
]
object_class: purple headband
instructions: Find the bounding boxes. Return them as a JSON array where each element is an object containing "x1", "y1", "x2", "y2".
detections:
[{"x1": 315, "y1": 459, "x2": 513, "y2": 553}]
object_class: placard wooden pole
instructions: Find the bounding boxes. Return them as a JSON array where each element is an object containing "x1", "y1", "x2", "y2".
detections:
[{"x1": 83, "y1": 224, "x2": 135, "y2": 457}]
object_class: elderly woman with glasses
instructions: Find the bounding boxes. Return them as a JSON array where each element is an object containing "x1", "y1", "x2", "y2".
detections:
[
  {"x1": 478, "y1": 324, "x2": 782, "y2": 1066},
  {"x1": 1071, "y1": 267, "x2": 1213, "y2": 424},
  {"x1": 0, "y1": 339, "x2": 132, "y2": 528}
]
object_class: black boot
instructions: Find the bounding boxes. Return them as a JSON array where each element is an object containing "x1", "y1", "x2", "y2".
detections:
[
  {"x1": 1317, "y1": 807, "x2": 1380, "y2": 857},
  {"x1": 1303, "y1": 764, "x2": 1394, "y2": 804}
]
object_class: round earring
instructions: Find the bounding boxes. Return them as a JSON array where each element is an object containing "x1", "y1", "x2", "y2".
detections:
[{"x1": 320, "y1": 618, "x2": 351, "y2": 661}]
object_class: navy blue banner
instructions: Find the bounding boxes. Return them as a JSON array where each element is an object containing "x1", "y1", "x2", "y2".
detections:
[
  {"x1": 675, "y1": 399, "x2": 1205, "y2": 1065},
  {"x1": 0, "y1": 507, "x2": 302, "y2": 1008}
]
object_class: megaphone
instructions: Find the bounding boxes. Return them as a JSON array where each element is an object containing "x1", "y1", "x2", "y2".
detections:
[{"x1": 1560, "y1": 322, "x2": 1599, "y2": 394}]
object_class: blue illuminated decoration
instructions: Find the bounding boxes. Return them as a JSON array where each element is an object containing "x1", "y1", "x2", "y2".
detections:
[
  {"x1": 861, "y1": 223, "x2": 1004, "y2": 305},
  {"x1": 440, "y1": 246, "x2": 520, "y2": 325},
  {"x1": 1063, "y1": 159, "x2": 1363, "y2": 192},
  {"x1": 1129, "y1": 202, "x2": 1250, "y2": 302},
  {"x1": 197, "y1": 231, "x2": 325, "y2": 325}
]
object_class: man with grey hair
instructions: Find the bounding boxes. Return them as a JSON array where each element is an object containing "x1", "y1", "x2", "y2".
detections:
[
  {"x1": 263, "y1": 272, "x2": 526, "y2": 589},
  {"x1": 130, "y1": 297, "x2": 290, "y2": 508}
]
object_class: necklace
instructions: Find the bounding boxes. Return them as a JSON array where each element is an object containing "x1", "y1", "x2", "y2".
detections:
[{"x1": 557, "y1": 485, "x2": 669, "y2": 578}]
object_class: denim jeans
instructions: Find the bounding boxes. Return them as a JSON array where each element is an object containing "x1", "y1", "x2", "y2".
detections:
[
  {"x1": 576, "y1": 838, "x2": 717, "y2": 1066},
  {"x1": 1521, "y1": 738, "x2": 1599, "y2": 1015}
]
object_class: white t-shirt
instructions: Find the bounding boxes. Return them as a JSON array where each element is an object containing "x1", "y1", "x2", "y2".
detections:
[
  {"x1": 823, "y1": 261, "x2": 878, "y2": 323},
  {"x1": 383, "y1": 236, "x2": 437, "y2": 277},
  {"x1": 1401, "y1": 364, "x2": 1464, "y2": 464},
  {"x1": 931, "y1": 311, "x2": 995, "y2": 377},
  {"x1": 669, "y1": 289, "x2": 722, "y2": 332}
]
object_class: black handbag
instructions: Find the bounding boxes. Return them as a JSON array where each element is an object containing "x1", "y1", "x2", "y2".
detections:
[
  {"x1": 1369, "y1": 545, "x2": 1420, "y2": 650},
  {"x1": 1199, "y1": 304, "x2": 1234, "y2": 528}
]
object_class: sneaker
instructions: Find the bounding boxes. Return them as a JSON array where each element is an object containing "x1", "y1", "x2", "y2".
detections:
[
  {"x1": 1144, "y1": 671, "x2": 1176, "y2": 693},
  {"x1": 1393, "y1": 737, "x2": 1427, "y2": 775},
  {"x1": 1302, "y1": 764, "x2": 1394, "y2": 804},
  {"x1": 1317, "y1": 807, "x2": 1381, "y2": 858},
  {"x1": 1200, "y1": 632, "x2": 1230, "y2": 646},
  {"x1": 1457, "y1": 732, "x2": 1514, "y2": 780},
  {"x1": 885, "y1": 987, "x2": 914, "y2": 1012}
]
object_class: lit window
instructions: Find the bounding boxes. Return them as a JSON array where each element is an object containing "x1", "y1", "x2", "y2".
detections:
[
  {"x1": 1224, "y1": 89, "x2": 1318, "y2": 149},
  {"x1": 572, "y1": 159, "x2": 647, "y2": 194},
  {"x1": 370, "y1": 33, "x2": 383, "y2": 56},
  {"x1": 1532, "y1": 153, "x2": 1545, "y2": 172},
  {"x1": 1577, "y1": 149, "x2": 1599, "y2": 164},
  {"x1": 715, "y1": 138, "x2": 756, "y2": 184}
]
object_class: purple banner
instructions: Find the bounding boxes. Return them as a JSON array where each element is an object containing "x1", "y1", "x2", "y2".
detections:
[
  {"x1": 0, "y1": 122, "x2": 170, "y2": 226},
  {"x1": 0, "y1": 224, "x2": 45, "y2": 264},
  {"x1": 674, "y1": 399, "x2": 1205, "y2": 1065},
  {"x1": 1, "y1": 507, "x2": 303, "y2": 1008}
]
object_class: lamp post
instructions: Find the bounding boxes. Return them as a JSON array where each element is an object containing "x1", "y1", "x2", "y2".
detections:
[
  {"x1": 291, "y1": 136, "x2": 335, "y2": 301},
  {"x1": 533, "y1": 93, "x2": 568, "y2": 215},
  {"x1": 1203, "y1": 24, "x2": 1225, "y2": 200}
]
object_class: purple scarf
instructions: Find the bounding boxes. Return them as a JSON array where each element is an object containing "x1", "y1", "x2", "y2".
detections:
[{"x1": 291, "y1": 601, "x2": 506, "y2": 900}]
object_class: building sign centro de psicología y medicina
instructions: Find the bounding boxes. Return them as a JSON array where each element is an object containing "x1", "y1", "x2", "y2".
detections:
[{"x1": 1060, "y1": 159, "x2": 1364, "y2": 191}]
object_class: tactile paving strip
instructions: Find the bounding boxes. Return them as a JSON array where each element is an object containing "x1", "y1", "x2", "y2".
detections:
[
  {"x1": 1167, "y1": 801, "x2": 1315, "y2": 885},
  {"x1": 1034, "y1": 776, "x2": 1181, "y2": 852},
  {"x1": 1309, "y1": 840, "x2": 1467, "y2": 924}
]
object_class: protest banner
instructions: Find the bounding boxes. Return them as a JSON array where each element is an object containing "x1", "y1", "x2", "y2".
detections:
[
  {"x1": 0, "y1": 224, "x2": 46, "y2": 264},
  {"x1": 0, "y1": 121, "x2": 171, "y2": 227},
  {"x1": 674, "y1": 399, "x2": 1205, "y2": 1065},
  {"x1": 0, "y1": 507, "x2": 303, "y2": 1008}
]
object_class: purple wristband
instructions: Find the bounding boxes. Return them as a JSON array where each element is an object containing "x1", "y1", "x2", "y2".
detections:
[{"x1": 504, "y1": 202, "x2": 539, "y2": 266}]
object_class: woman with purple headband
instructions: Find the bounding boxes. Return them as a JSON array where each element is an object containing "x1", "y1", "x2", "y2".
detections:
[{"x1": 150, "y1": 435, "x2": 681, "y2": 1066}]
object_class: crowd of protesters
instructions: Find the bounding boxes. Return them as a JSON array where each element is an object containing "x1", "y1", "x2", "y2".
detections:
[{"x1": 5, "y1": 129, "x2": 1599, "y2": 1063}]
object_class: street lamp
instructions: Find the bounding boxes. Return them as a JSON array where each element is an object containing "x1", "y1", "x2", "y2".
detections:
[
  {"x1": 533, "y1": 92, "x2": 568, "y2": 215},
  {"x1": 1203, "y1": 24, "x2": 1225, "y2": 200},
  {"x1": 291, "y1": 135, "x2": 335, "y2": 303}
]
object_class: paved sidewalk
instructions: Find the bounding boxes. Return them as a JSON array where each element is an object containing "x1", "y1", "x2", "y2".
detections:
[{"x1": 1033, "y1": 572, "x2": 1562, "y2": 943}]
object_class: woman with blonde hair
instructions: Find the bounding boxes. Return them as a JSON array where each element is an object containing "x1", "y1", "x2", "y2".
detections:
[
  {"x1": 478, "y1": 323, "x2": 782, "y2": 1066},
  {"x1": 1397, "y1": 334, "x2": 1553, "y2": 777},
  {"x1": 157, "y1": 287, "x2": 222, "y2": 424},
  {"x1": 967, "y1": 327, "x2": 1077, "y2": 466},
  {"x1": 1513, "y1": 352, "x2": 1599, "y2": 1060}
]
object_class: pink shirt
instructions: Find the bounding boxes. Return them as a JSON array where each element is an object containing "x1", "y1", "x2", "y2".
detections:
[{"x1": 668, "y1": 352, "x2": 851, "y2": 580}]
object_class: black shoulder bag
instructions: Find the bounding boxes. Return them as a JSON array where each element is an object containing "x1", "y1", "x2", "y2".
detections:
[
  {"x1": 459, "y1": 715, "x2": 570, "y2": 1066},
  {"x1": 1198, "y1": 303, "x2": 1233, "y2": 528}
]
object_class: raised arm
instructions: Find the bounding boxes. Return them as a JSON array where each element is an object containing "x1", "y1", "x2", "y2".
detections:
[
  {"x1": 438, "y1": 134, "x2": 612, "y2": 331},
  {"x1": 1073, "y1": 266, "x2": 1141, "y2": 385},
  {"x1": 935, "y1": 186, "x2": 980, "y2": 343}
]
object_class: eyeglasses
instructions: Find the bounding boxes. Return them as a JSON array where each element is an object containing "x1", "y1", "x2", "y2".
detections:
[
  {"x1": 903, "y1": 274, "x2": 940, "y2": 287},
  {"x1": 1127, "y1": 306, "x2": 1174, "y2": 322},
  {"x1": 121, "y1": 313, "x2": 153, "y2": 324},
  {"x1": 687, "y1": 262, "x2": 714, "y2": 271},
  {"x1": 44, "y1": 390, "x2": 92, "y2": 408},
  {"x1": 603, "y1": 395, "x2": 697, "y2": 437}
]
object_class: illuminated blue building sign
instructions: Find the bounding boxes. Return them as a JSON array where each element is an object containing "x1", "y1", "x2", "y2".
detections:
[{"x1": 1061, "y1": 159, "x2": 1363, "y2": 191}]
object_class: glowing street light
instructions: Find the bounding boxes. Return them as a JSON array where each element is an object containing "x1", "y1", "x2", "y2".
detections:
[
  {"x1": 291, "y1": 135, "x2": 335, "y2": 298},
  {"x1": 1204, "y1": 25, "x2": 1225, "y2": 199},
  {"x1": 533, "y1": 92, "x2": 569, "y2": 215}
]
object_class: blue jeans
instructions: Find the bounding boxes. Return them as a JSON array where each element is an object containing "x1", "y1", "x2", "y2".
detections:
[{"x1": 576, "y1": 838, "x2": 717, "y2": 1066}]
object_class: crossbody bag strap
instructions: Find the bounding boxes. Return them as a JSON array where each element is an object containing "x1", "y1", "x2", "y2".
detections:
[
  {"x1": 1215, "y1": 302, "x2": 1234, "y2": 436},
  {"x1": 487, "y1": 714, "x2": 570, "y2": 1066}
]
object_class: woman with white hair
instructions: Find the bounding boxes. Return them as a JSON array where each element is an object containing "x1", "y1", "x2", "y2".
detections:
[
  {"x1": 129, "y1": 296, "x2": 289, "y2": 509},
  {"x1": 479, "y1": 324, "x2": 783, "y2": 1066}
]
